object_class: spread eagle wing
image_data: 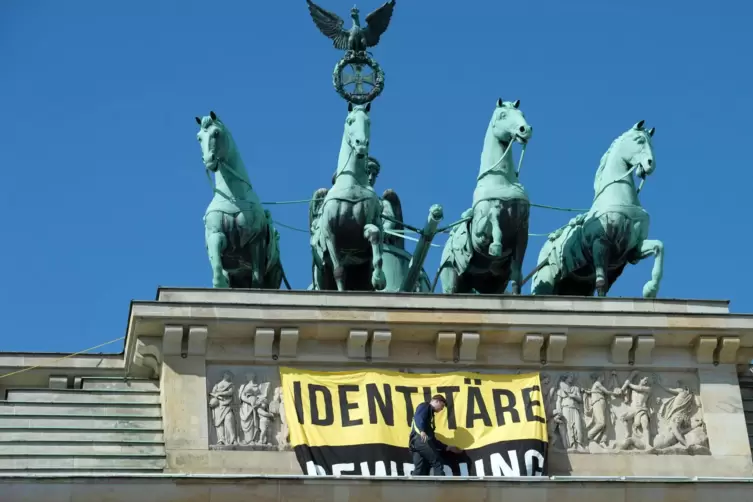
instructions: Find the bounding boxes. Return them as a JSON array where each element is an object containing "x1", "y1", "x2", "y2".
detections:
[
  {"x1": 364, "y1": 0, "x2": 396, "y2": 47},
  {"x1": 306, "y1": 0, "x2": 350, "y2": 50}
]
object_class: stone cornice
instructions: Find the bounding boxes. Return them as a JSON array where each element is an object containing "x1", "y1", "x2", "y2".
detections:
[
  {"x1": 155, "y1": 287, "x2": 731, "y2": 314},
  {"x1": 123, "y1": 289, "x2": 753, "y2": 374}
]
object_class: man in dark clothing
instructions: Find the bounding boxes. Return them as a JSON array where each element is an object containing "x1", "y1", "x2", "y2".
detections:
[{"x1": 409, "y1": 394, "x2": 463, "y2": 476}]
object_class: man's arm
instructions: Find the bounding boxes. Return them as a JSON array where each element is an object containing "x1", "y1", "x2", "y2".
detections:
[{"x1": 412, "y1": 403, "x2": 430, "y2": 433}]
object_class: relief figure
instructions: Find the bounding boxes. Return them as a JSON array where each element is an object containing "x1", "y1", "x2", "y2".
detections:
[
  {"x1": 653, "y1": 379, "x2": 706, "y2": 451},
  {"x1": 270, "y1": 386, "x2": 290, "y2": 450},
  {"x1": 209, "y1": 371, "x2": 238, "y2": 445},
  {"x1": 617, "y1": 371, "x2": 654, "y2": 450},
  {"x1": 555, "y1": 373, "x2": 587, "y2": 452},
  {"x1": 239, "y1": 375, "x2": 261, "y2": 445},
  {"x1": 583, "y1": 371, "x2": 619, "y2": 446}
]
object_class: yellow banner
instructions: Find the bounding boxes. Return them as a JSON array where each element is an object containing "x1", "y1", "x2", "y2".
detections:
[{"x1": 280, "y1": 367, "x2": 548, "y2": 450}]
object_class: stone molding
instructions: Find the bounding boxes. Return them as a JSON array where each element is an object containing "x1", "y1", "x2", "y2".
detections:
[
  {"x1": 4, "y1": 476, "x2": 753, "y2": 502},
  {"x1": 123, "y1": 291, "x2": 753, "y2": 374}
]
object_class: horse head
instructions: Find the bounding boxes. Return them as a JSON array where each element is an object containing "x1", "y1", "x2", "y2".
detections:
[
  {"x1": 195, "y1": 111, "x2": 231, "y2": 172},
  {"x1": 345, "y1": 102, "x2": 371, "y2": 159},
  {"x1": 491, "y1": 98, "x2": 533, "y2": 145},
  {"x1": 620, "y1": 120, "x2": 656, "y2": 179},
  {"x1": 593, "y1": 121, "x2": 656, "y2": 200}
]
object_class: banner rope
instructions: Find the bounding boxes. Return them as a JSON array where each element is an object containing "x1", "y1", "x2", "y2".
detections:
[
  {"x1": 262, "y1": 196, "x2": 587, "y2": 213},
  {"x1": 0, "y1": 336, "x2": 126, "y2": 380},
  {"x1": 274, "y1": 219, "x2": 554, "y2": 239}
]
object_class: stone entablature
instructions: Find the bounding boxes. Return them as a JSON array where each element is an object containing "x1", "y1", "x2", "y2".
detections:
[
  {"x1": 115, "y1": 288, "x2": 753, "y2": 477},
  {"x1": 125, "y1": 289, "x2": 752, "y2": 373}
]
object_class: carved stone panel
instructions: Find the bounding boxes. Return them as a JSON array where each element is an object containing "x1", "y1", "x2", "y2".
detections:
[
  {"x1": 540, "y1": 370, "x2": 708, "y2": 455},
  {"x1": 206, "y1": 365, "x2": 707, "y2": 456},
  {"x1": 394, "y1": 367, "x2": 708, "y2": 455},
  {"x1": 206, "y1": 365, "x2": 290, "y2": 451}
]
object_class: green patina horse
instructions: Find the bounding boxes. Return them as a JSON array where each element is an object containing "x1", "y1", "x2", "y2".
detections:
[
  {"x1": 310, "y1": 157, "x2": 430, "y2": 292},
  {"x1": 531, "y1": 121, "x2": 663, "y2": 297},
  {"x1": 309, "y1": 103, "x2": 386, "y2": 291},
  {"x1": 196, "y1": 111, "x2": 283, "y2": 289},
  {"x1": 439, "y1": 98, "x2": 533, "y2": 295}
]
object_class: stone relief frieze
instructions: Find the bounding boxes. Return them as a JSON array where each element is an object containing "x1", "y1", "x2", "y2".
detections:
[
  {"x1": 206, "y1": 366, "x2": 290, "y2": 451},
  {"x1": 206, "y1": 366, "x2": 707, "y2": 455},
  {"x1": 397, "y1": 367, "x2": 708, "y2": 455},
  {"x1": 541, "y1": 370, "x2": 708, "y2": 455}
]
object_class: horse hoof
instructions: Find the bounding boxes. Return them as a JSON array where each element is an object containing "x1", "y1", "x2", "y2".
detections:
[
  {"x1": 333, "y1": 266, "x2": 345, "y2": 281},
  {"x1": 595, "y1": 275, "x2": 606, "y2": 289},
  {"x1": 642, "y1": 281, "x2": 659, "y2": 298},
  {"x1": 489, "y1": 243, "x2": 502, "y2": 256},
  {"x1": 372, "y1": 271, "x2": 386, "y2": 291}
]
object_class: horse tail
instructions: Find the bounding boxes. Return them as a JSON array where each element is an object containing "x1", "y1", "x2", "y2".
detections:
[
  {"x1": 280, "y1": 264, "x2": 292, "y2": 290},
  {"x1": 308, "y1": 188, "x2": 329, "y2": 231}
]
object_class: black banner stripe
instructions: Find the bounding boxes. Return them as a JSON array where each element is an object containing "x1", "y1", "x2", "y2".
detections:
[{"x1": 295, "y1": 439, "x2": 547, "y2": 477}]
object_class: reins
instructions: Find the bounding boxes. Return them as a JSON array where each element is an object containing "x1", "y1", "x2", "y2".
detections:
[{"x1": 476, "y1": 137, "x2": 527, "y2": 182}]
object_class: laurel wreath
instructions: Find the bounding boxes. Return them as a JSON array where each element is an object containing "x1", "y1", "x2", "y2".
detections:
[{"x1": 332, "y1": 51, "x2": 385, "y2": 105}]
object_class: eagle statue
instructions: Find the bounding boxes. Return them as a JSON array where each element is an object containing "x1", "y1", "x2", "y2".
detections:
[{"x1": 306, "y1": 0, "x2": 397, "y2": 52}]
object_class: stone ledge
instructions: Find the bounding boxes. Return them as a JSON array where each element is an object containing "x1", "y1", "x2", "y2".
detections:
[
  {"x1": 124, "y1": 298, "x2": 753, "y2": 373},
  {"x1": 156, "y1": 287, "x2": 732, "y2": 314},
  {"x1": 2, "y1": 474, "x2": 753, "y2": 502},
  {"x1": 548, "y1": 452, "x2": 752, "y2": 477},
  {"x1": 3, "y1": 473, "x2": 753, "y2": 481},
  {"x1": 126, "y1": 304, "x2": 753, "y2": 338}
]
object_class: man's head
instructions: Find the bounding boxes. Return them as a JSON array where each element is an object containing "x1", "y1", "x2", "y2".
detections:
[{"x1": 429, "y1": 394, "x2": 447, "y2": 412}]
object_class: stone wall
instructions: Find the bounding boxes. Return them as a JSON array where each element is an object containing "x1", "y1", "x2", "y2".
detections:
[
  {"x1": 132, "y1": 289, "x2": 753, "y2": 478},
  {"x1": 162, "y1": 361, "x2": 750, "y2": 476}
]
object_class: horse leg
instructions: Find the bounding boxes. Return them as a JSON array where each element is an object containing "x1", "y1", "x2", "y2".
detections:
[
  {"x1": 364, "y1": 224, "x2": 386, "y2": 291},
  {"x1": 322, "y1": 227, "x2": 345, "y2": 292},
  {"x1": 509, "y1": 223, "x2": 529, "y2": 295},
  {"x1": 204, "y1": 212, "x2": 229, "y2": 288},
  {"x1": 440, "y1": 267, "x2": 456, "y2": 294},
  {"x1": 235, "y1": 211, "x2": 263, "y2": 288},
  {"x1": 631, "y1": 239, "x2": 664, "y2": 298},
  {"x1": 488, "y1": 204, "x2": 504, "y2": 257},
  {"x1": 592, "y1": 238, "x2": 610, "y2": 296},
  {"x1": 311, "y1": 262, "x2": 322, "y2": 290},
  {"x1": 250, "y1": 239, "x2": 266, "y2": 288},
  {"x1": 206, "y1": 231, "x2": 229, "y2": 288}
]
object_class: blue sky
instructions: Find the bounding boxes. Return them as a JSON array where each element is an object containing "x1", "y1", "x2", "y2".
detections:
[{"x1": 1, "y1": 1, "x2": 751, "y2": 353}]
